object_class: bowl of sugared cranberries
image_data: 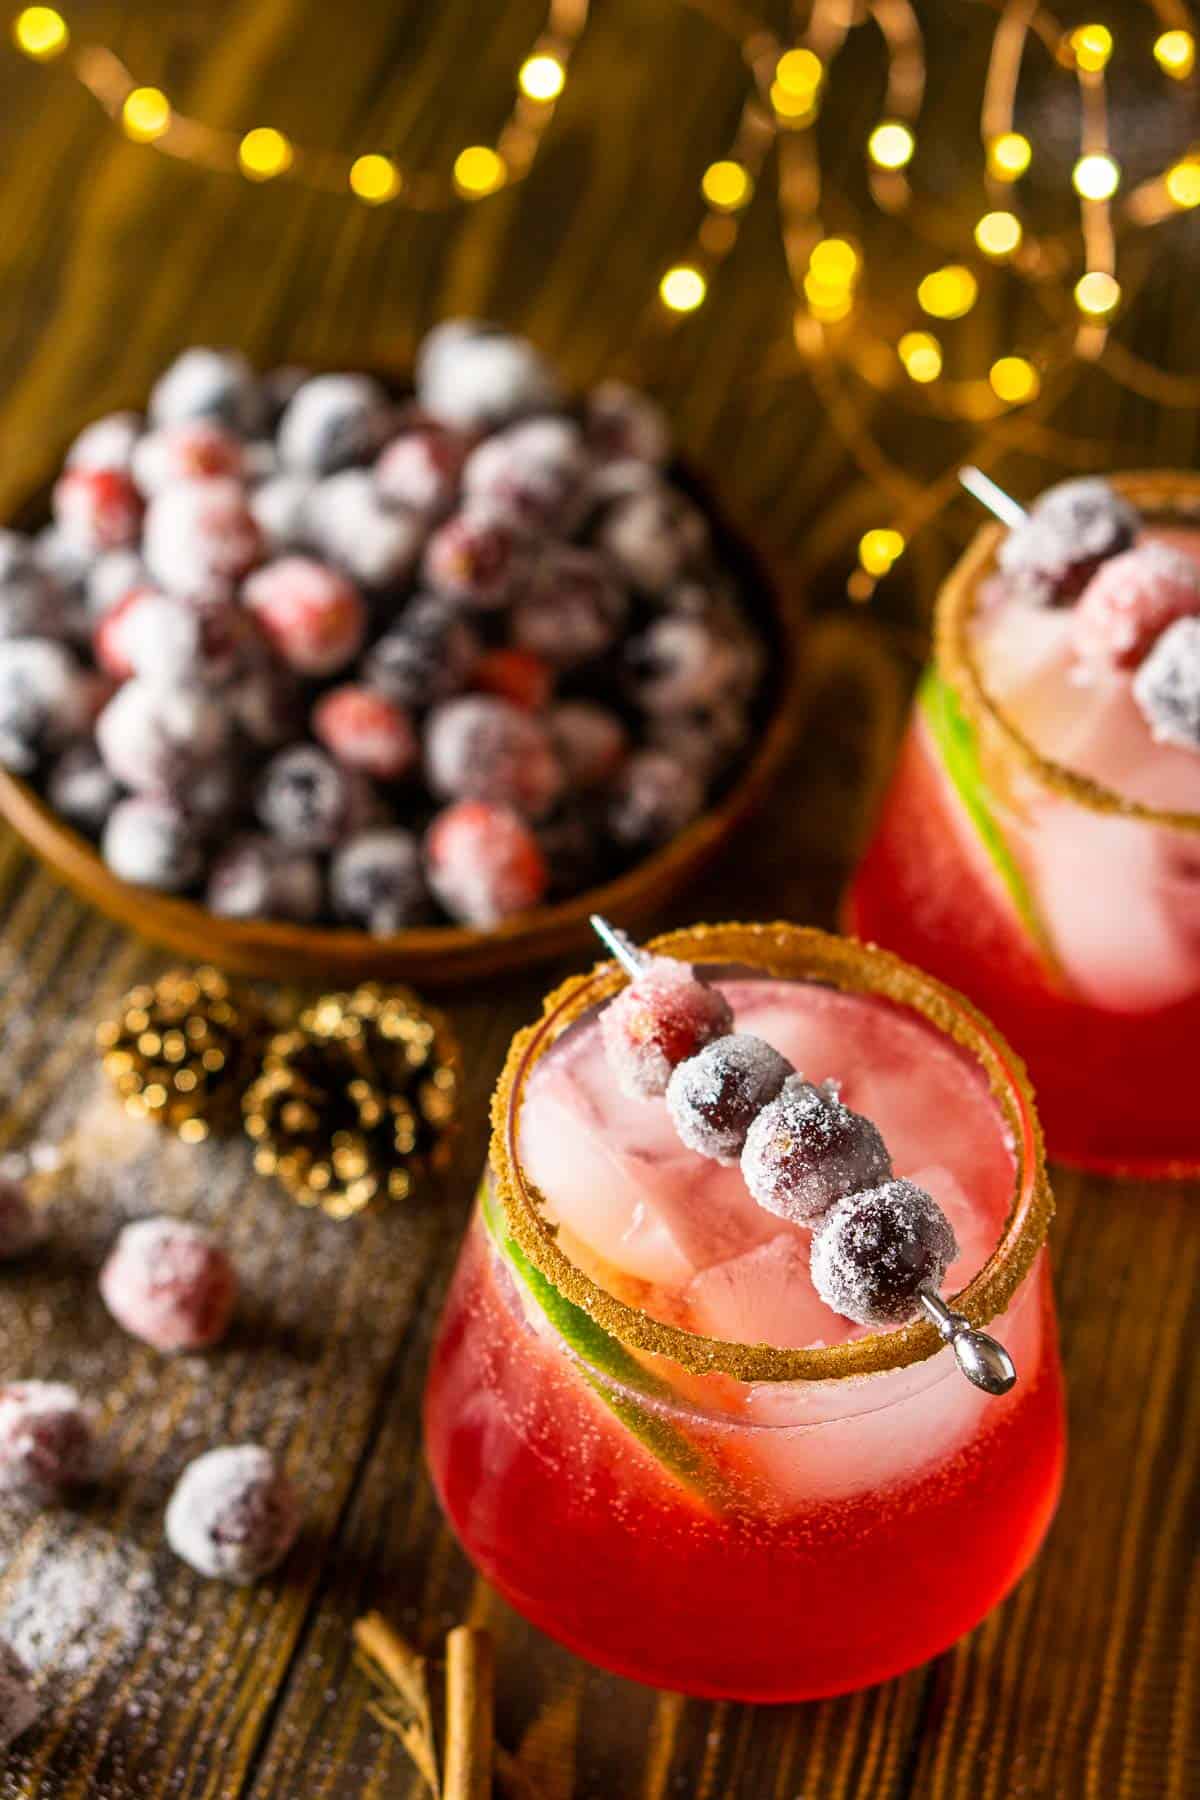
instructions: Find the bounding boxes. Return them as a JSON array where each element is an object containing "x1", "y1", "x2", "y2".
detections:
[{"x1": 0, "y1": 326, "x2": 800, "y2": 982}]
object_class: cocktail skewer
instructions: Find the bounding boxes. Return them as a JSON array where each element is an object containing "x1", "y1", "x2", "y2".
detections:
[
  {"x1": 959, "y1": 465, "x2": 1027, "y2": 527},
  {"x1": 589, "y1": 915, "x2": 1017, "y2": 1396}
]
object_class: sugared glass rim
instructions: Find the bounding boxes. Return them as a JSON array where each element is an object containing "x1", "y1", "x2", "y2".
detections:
[
  {"x1": 489, "y1": 921, "x2": 1054, "y2": 1383},
  {"x1": 937, "y1": 469, "x2": 1200, "y2": 836}
]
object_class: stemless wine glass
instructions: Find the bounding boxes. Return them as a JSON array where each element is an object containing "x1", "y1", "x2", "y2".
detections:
[
  {"x1": 846, "y1": 472, "x2": 1200, "y2": 1176},
  {"x1": 424, "y1": 923, "x2": 1064, "y2": 1701}
]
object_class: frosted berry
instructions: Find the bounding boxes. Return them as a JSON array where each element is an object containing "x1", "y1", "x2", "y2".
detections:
[
  {"x1": 375, "y1": 424, "x2": 469, "y2": 518},
  {"x1": 0, "y1": 1175, "x2": 45, "y2": 1260},
  {"x1": 96, "y1": 679, "x2": 231, "y2": 793},
  {"x1": 999, "y1": 477, "x2": 1139, "y2": 606},
  {"x1": 0, "y1": 531, "x2": 68, "y2": 640},
  {"x1": 308, "y1": 469, "x2": 424, "y2": 588},
  {"x1": 32, "y1": 524, "x2": 89, "y2": 602},
  {"x1": 462, "y1": 416, "x2": 588, "y2": 531},
  {"x1": 100, "y1": 1216, "x2": 237, "y2": 1353},
  {"x1": 647, "y1": 698, "x2": 750, "y2": 783},
  {"x1": 312, "y1": 684, "x2": 417, "y2": 779},
  {"x1": 741, "y1": 1077, "x2": 893, "y2": 1227},
  {"x1": 600, "y1": 957, "x2": 735, "y2": 1100},
  {"x1": 585, "y1": 380, "x2": 670, "y2": 466},
  {"x1": 243, "y1": 556, "x2": 367, "y2": 677},
  {"x1": 148, "y1": 347, "x2": 264, "y2": 436},
  {"x1": 94, "y1": 587, "x2": 245, "y2": 686},
  {"x1": 87, "y1": 547, "x2": 149, "y2": 620},
  {"x1": 423, "y1": 502, "x2": 527, "y2": 609},
  {"x1": 1133, "y1": 616, "x2": 1200, "y2": 750},
  {"x1": 625, "y1": 615, "x2": 751, "y2": 714},
  {"x1": 330, "y1": 827, "x2": 429, "y2": 933},
  {"x1": 52, "y1": 467, "x2": 143, "y2": 554},
  {"x1": 470, "y1": 647, "x2": 554, "y2": 712},
  {"x1": 0, "y1": 1382, "x2": 94, "y2": 1499},
  {"x1": 102, "y1": 796, "x2": 203, "y2": 890},
  {"x1": 65, "y1": 410, "x2": 142, "y2": 474},
  {"x1": 250, "y1": 472, "x2": 316, "y2": 554},
  {"x1": 666, "y1": 1033, "x2": 793, "y2": 1164},
  {"x1": 143, "y1": 478, "x2": 263, "y2": 600},
  {"x1": 46, "y1": 742, "x2": 120, "y2": 836},
  {"x1": 131, "y1": 420, "x2": 243, "y2": 496},
  {"x1": 165, "y1": 1444, "x2": 299, "y2": 1583},
  {"x1": 510, "y1": 545, "x2": 628, "y2": 666},
  {"x1": 364, "y1": 594, "x2": 480, "y2": 708},
  {"x1": 810, "y1": 1179, "x2": 958, "y2": 1327},
  {"x1": 277, "y1": 372, "x2": 391, "y2": 474},
  {"x1": 548, "y1": 700, "x2": 628, "y2": 788},
  {"x1": 424, "y1": 695, "x2": 564, "y2": 819},
  {"x1": 206, "y1": 835, "x2": 322, "y2": 923},
  {"x1": 1072, "y1": 542, "x2": 1200, "y2": 669},
  {"x1": 416, "y1": 321, "x2": 561, "y2": 431},
  {"x1": 596, "y1": 483, "x2": 709, "y2": 592},
  {"x1": 425, "y1": 799, "x2": 549, "y2": 925},
  {"x1": 607, "y1": 749, "x2": 705, "y2": 853},
  {"x1": 0, "y1": 639, "x2": 95, "y2": 773},
  {"x1": 243, "y1": 438, "x2": 280, "y2": 484},
  {"x1": 0, "y1": 1639, "x2": 39, "y2": 1751},
  {"x1": 255, "y1": 744, "x2": 374, "y2": 850}
]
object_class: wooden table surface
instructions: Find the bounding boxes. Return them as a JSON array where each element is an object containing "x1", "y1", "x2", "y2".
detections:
[{"x1": 1, "y1": 6, "x2": 1198, "y2": 1796}]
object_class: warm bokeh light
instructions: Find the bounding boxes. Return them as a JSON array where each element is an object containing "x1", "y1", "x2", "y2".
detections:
[
  {"x1": 989, "y1": 356, "x2": 1040, "y2": 403},
  {"x1": 868, "y1": 121, "x2": 915, "y2": 170},
  {"x1": 238, "y1": 127, "x2": 293, "y2": 181},
  {"x1": 12, "y1": 5, "x2": 67, "y2": 59},
  {"x1": 898, "y1": 332, "x2": 943, "y2": 382},
  {"x1": 349, "y1": 154, "x2": 401, "y2": 203},
  {"x1": 1074, "y1": 271, "x2": 1121, "y2": 316},
  {"x1": 453, "y1": 145, "x2": 506, "y2": 196},
  {"x1": 974, "y1": 210, "x2": 1022, "y2": 256},
  {"x1": 771, "y1": 81, "x2": 817, "y2": 122},
  {"x1": 1154, "y1": 29, "x2": 1195, "y2": 78},
  {"x1": 775, "y1": 48, "x2": 823, "y2": 95},
  {"x1": 701, "y1": 160, "x2": 752, "y2": 211},
  {"x1": 917, "y1": 265, "x2": 978, "y2": 320},
  {"x1": 518, "y1": 53, "x2": 566, "y2": 101},
  {"x1": 987, "y1": 132, "x2": 1032, "y2": 181},
  {"x1": 808, "y1": 237, "x2": 859, "y2": 282},
  {"x1": 1070, "y1": 24, "x2": 1113, "y2": 72},
  {"x1": 803, "y1": 273, "x2": 853, "y2": 321},
  {"x1": 121, "y1": 87, "x2": 170, "y2": 144},
  {"x1": 659, "y1": 265, "x2": 707, "y2": 312},
  {"x1": 1165, "y1": 157, "x2": 1200, "y2": 208},
  {"x1": 859, "y1": 529, "x2": 905, "y2": 575},
  {"x1": 1073, "y1": 153, "x2": 1120, "y2": 201}
]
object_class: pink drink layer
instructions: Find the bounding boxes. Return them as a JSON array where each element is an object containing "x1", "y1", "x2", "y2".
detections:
[
  {"x1": 972, "y1": 524, "x2": 1200, "y2": 813},
  {"x1": 520, "y1": 975, "x2": 1014, "y2": 1351}
]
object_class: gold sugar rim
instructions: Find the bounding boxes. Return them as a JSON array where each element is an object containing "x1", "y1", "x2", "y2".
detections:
[
  {"x1": 938, "y1": 468, "x2": 1200, "y2": 835},
  {"x1": 489, "y1": 921, "x2": 1054, "y2": 1382}
]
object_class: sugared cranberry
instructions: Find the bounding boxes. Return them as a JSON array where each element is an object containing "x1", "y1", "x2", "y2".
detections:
[
  {"x1": 364, "y1": 594, "x2": 480, "y2": 708},
  {"x1": 810, "y1": 1179, "x2": 957, "y2": 1327},
  {"x1": 1133, "y1": 616, "x2": 1200, "y2": 749},
  {"x1": 425, "y1": 799, "x2": 548, "y2": 925},
  {"x1": 96, "y1": 679, "x2": 231, "y2": 793},
  {"x1": 625, "y1": 615, "x2": 754, "y2": 715},
  {"x1": 255, "y1": 744, "x2": 374, "y2": 850},
  {"x1": 312, "y1": 684, "x2": 417, "y2": 780},
  {"x1": 585, "y1": 380, "x2": 670, "y2": 466},
  {"x1": 999, "y1": 477, "x2": 1139, "y2": 606},
  {"x1": 666, "y1": 1033, "x2": 793, "y2": 1163},
  {"x1": 0, "y1": 1175, "x2": 45, "y2": 1260},
  {"x1": 46, "y1": 742, "x2": 120, "y2": 836},
  {"x1": 0, "y1": 639, "x2": 96, "y2": 773},
  {"x1": 423, "y1": 502, "x2": 526, "y2": 609},
  {"x1": 470, "y1": 648, "x2": 554, "y2": 712},
  {"x1": 165, "y1": 1444, "x2": 300, "y2": 1583},
  {"x1": 65, "y1": 410, "x2": 142, "y2": 474},
  {"x1": 94, "y1": 587, "x2": 244, "y2": 686},
  {"x1": 1072, "y1": 541, "x2": 1200, "y2": 669},
  {"x1": 243, "y1": 556, "x2": 366, "y2": 677},
  {"x1": 596, "y1": 483, "x2": 709, "y2": 593},
  {"x1": 462, "y1": 416, "x2": 588, "y2": 532},
  {"x1": 0, "y1": 531, "x2": 68, "y2": 641},
  {"x1": 143, "y1": 478, "x2": 262, "y2": 599},
  {"x1": 206, "y1": 835, "x2": 323, "y2": 922},
  {"x1": 100, "y1": 1216, "x2": 237, "y2": 1353},
  {"x1": 741, "y1": 1077, "x2": 893, "y2": 1226},
  {"x1": 308, "y1": 470, "x2": 424, "y2": 588},
  {"x1": 86, "y1": 547, "x2": 149, "y2": 620},
  {"x1": 607, "y1": 749, "x2": 705, "y2": 853},
  {"x1": 548, "y1": 701, "x2": 628, "y2": 788},
  {"x1": 52, "y1": 468, "x2": 143, "y2": 554},
  {"x1": 0, "y1": 1381, "x2": 94, "y2": 1499},
  {"x1": 277, "y1": 373, "x2": 391, "y2": 474},
  {"x1": 149, "y1": 347, "x2": 264, "y2": 436},
  {"x1": 600, "y1": 956, "x2": 735, "y2": 1100},
  {"x1": 647, "y1": 699, "x2": 750, "y2": 783},
  {"x1": 249, "y1": 472, "x2": 316, "y2": 554},
  {"x1": 330, "y1": 827, "x2": 429, "y2": 933},
  {"x1": 0, "y1": 1639, "x2": 39, "y2": 1750},
  {"x1": 424, "y1": 695, "x2": 564, "y2": 819},
  {"x1": 510, "y1": 545, "x2": 628, "y2": 666},
  {"x1": 131, "y1": 421, "x2": 243, "y2": 496},
  {"x1": 376, "y1": 425, "x2": 469, "y2": 518},
  {"x1": 415, "y1": 322, "x2": 561, "y2": 431},
  {"x1": 102, "y1": 795, "x2": 204, "y2": 891}
]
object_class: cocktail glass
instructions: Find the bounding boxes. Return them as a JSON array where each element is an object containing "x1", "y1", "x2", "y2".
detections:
[{"x1": 424, "y1": 922, "x2": 1063, "y2": 1701}]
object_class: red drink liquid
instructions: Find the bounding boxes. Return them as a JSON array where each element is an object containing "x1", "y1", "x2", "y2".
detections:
[{"x1": 425, "y1": 926, "x2": 1064, "y2": 1700}]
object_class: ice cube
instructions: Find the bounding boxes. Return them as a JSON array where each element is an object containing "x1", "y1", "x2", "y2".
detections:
[{"x1": 683, "y1": 1230, "x2": 845, "y2": 1350}]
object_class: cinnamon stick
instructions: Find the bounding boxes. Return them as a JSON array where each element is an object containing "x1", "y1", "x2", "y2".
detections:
[{"x1": 442, "y1": 1625, "x2": 494, "y2": 1800}]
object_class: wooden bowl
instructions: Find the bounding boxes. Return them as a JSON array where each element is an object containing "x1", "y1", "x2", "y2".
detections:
[{"x1": 0, "y1": 471, "x2": 802, "y2": 985}]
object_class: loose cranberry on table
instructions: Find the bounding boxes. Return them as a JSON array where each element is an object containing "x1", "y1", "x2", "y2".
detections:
[
  {"x1": 0, "y1": 1381, "x2": 94, "y2": 1500},
  {"x1": 165, "y1": 1444, "x2": 300, "y2": 1584},
  {"x1": 99, "y1": 1216, "x2": 237, "y2": 1353}
]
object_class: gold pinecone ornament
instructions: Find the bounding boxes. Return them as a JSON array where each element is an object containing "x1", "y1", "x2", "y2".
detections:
[
  {"x1": 242, "y1": 985, "x2": 460, "y2": 1219},
  {"x1": 96, "y1": 968, "x2": 266, "y2": 1142}
]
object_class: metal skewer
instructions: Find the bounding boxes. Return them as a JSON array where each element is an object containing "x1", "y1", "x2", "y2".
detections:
[
  {"x1": 959, "y1": 465, "x2": 1028, "y2": 527},
  {"x1": 589, "y1": 913, "x2": 647, "y2": 979}
]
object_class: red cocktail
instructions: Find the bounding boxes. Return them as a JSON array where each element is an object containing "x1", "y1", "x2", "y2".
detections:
[{"x1": 425, "y1": 923, "x2": 1063, "y2": 1700}]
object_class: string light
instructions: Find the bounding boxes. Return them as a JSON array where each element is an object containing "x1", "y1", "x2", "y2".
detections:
[
  {"x1": 775, "y1": 48, "x2": 823, "y2": 96},
  {"x1": 1074, "y1": 271, "x2": 1121, "y2": 316},
  {"x1": 1073, "y1": 152, "x2": 1120, "y2": 200},
  {"x1": 11, "y1": 5, "x2": 67, "y2": 58},
  {"x1": 918, "y1": 265, "x2": 977, "y2": 319},
  {"x1": 1069, "y1": 24, "x2": 1113, "y2": 72},
  {"x1": 518, "y1": 52, "x2": 566, "y2": 100},
  {"x1": 898, "y1": 332, "x2": 943, "y2": 382},
  {"x1": 1165, "y1": 157, "x2": 1200, "y2": 208},
  {"x1": 121, "y1": 86, "x2": 170, "y2": 143},
  {"x1": 1154, "y1": 29, "x2": 1195, "y2": 78},
  {"x1": 238, "y1": 128, "x2": 292, "y2": 181},
  {"x1": 989, "y1": 356, "x2": 1040, "y2": 403},
  {"x1": 987, "y1": 132, "x2": 1032, "y2": 180},
  {"x1": 349, "y1": 154, "x2": 401, "y2": 204},
  {"x1": 453, "y1": 145, "x2": 506, "y2": 196},
  {"x1": 701, "y1": 160, "x2": 752, "y2": 210},
  {"x1": 809, "y1": 238, "x2": 859, "y2": 281},
  {"x1": 974, "y1": 210, "x2": 1022, "y2": 256},
  {"x1": 659, "y1": 265, "x2": 707, "y2": 311},
  {"x1": 867, "y1": 121, "x2": 915, "y2": 170},
  {"x1": 858, "y1": 529, "x2": 905, "y2": 575},
  {"x1": 771, "y1": 81, "x2": 817, "y2": 123}
]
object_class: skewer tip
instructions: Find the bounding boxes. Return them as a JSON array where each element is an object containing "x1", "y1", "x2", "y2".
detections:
[
  {"x1": 959, "y1": 465, "x2": 1028, "y2": 529},
  {"x1": 589, "y1": 914, "x2": 646, "y2": 979}
]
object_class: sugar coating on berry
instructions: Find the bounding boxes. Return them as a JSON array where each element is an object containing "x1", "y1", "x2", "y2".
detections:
[
  {"x1": 149, "y1": 347, "x2": 264, "y2": 436},
  {"x1": 597, "y1": 483, "x2": 709, "y2": 592},
  {"x1": 102, "y1": 795, "x2": 203, "y2": 890},
  {"x1": 96, "y1": 678, "x2": 231, "y2": 793},
  {"x1": 250, "y1": 473, "x2": 316, "y2": 553},
  {"x1": 131, "y1": 420, "x2": 244, "y2": 496},
  {"x1": 143, "y1": 478, "x2": 262, "y2": 599},
  {"x1": 999, "y1": 478, "x2": 1139, "y2": 606},
  {"x1": 741, "y1": 1076, "x2": 893, "y2": 1227},
  {"x1": 256, "y1": 744, "x2": 373, "y2": 850},
  {"x1": 65, "y1": 410, "x2": 142, "y2": 474},
  {"x1": 0, "y1": 638, "x2": 95, "y2": 773},
  {"x1": 0, "y1": 1175, "x2": 45, "y2": 1259},
  {"x1": 510, "y1": 545, "x2": 628, "y2": 666},
  {"x1": 244, "y1": 556, "x2": 367, "y2": 677},
  {"x1": 423, "y1": 502, "x2": 527, "y2": 609},
  {"x1": 1133, "y1": 616, "x2": 1200, "y2": 750},
  {"x1": 331, "y1": 827, "x2": 428, "y2": 933},
  {"x1": 425, "y1": 799, "x2": 548, "y2": 925},
  {"x1": 312, "y1": 684, "x2": 416, "y2": 779},
  {"x1": 548, "y1": 701, "x2": 628, "y2": 788},
  {"x1": 100, "y1": 1216, "x2": 237, "y2": 1353},
  {"x1": 206, "y1": 834, "x2": 323, "y2": 922},
  {"x1": 0, "y1": 1381, "x2": 94, "y2": 1499},
  {"x1": 585, "y1": 381, "x2": 670, "y2": 466},
  {"x1": 666, "y1": 1033, "x2": 794, "y2": 1163},
  {"x1": 1072, "y1": 541, "x2": 1200, "y2": 670},
  {"x1": 647, "y1": 698, "x2": 750, "y2": 782},
  {"x1": 625, "y1": 615, "x2": 751, "y2": 714},
  {"x1": 0, "y1": 531, "x2": 67, "y2": 641},
  {"x1": 364, "y1": 594, "x2": 480, "y2": 708},
  {"x1": 95, "y1": 587, "x2": 243, "y2": 686},
  {"x1": 52, "y1": 468, "x2": 143, "y2": 555},
  {"x1": 308, "y1": 470, "x2": 424, "y2": 588},
  {"x1": 600, "y1": 958, "x2": 735, "y2": 1100},
  {"x1": 416, "y1": 322, "x2": 561, "y2": 430},
  {"x1": 462, "y1": 416, "x2": 588, "y2": 531},
  {"x1": 470, "y1": 648, "x2": 553, "y2": 713},
  {"x1": 165, "y1": 1444, "x2": 299, "y2": 1583},
  {"x1": 0, "y1": 1638, "x2": 39, "y2": 1750},
  {"x1": 87, "y1": 547, "x2": 149, "y2": 619},
  {"x1": 376, "y1": 425, "x2": 468, "y2": 517},
  {"x1": 810, "y1": 1178, "x2": 958, "y2": 1327},
  {"x1": 277, "y1": 372, "x2": 391, "y2": 474},
  {"x1": 47, "y1": 742, "x2": 120, "y2": 836},
  {"x1": 425, "y1": 695, "x2": 564, "y2": 820},
  {"x1": 607, "y1": 749, "x2": 705, "y2": 851}
]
